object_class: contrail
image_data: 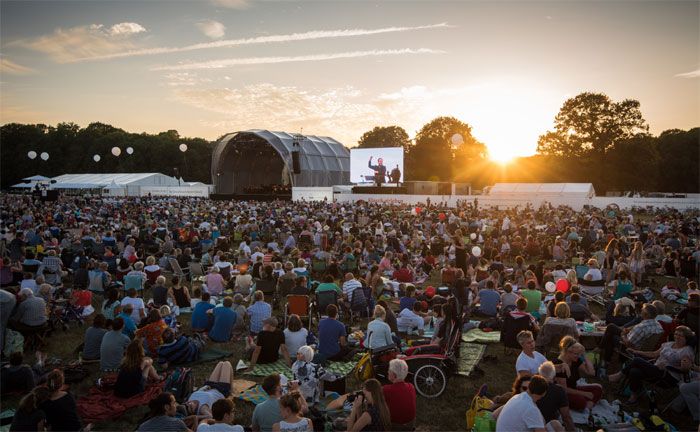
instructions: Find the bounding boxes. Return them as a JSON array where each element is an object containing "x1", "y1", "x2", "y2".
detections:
[
  {"x1": 72, "y1": 23, "x2": 451, "y2": 62},
  {"x1": 151, "y1": 48, "x2": 446, "y2": 71}
]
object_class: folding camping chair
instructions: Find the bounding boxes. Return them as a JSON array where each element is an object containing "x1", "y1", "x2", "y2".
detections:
[
  {"x1": 169, "y1": 258, "x2": 190, "y2": 281},
  {"x1": 285, "y1": 295, "x2": 312, "y2": 327},
  {"x1": 315, "y1": 290, "x2": 340, "y2": 324},
  {"x1": 189, "y1": 262, "x2": 206, "y2": 282}
]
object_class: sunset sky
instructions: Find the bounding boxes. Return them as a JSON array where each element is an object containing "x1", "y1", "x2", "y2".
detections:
[{"x1": 1, "y1": 0, "x2": 698, "y2": 160}]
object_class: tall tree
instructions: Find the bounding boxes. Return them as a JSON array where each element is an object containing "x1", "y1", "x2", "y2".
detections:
[
  {"x1": 655, "y1": 128, "x2": 700, "y2": 193},
  {"x1": 537, "y1": 92, "x2": 648, "y2": 191},
  {"x1": 357, "y1": 126, "x2": 411, "y2": 152},
  {"x1": 407, "y1": 116, "x2": 486, "y2": 181}
]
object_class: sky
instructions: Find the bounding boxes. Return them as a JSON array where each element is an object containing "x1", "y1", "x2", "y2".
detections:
[{"x1": 1, "y1": 0, "x2": 698, "y2": 162}]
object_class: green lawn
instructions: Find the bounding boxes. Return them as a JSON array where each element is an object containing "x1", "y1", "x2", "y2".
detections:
[{"x1": 3, "y1": 270, "x2": 695, "y2": 432}]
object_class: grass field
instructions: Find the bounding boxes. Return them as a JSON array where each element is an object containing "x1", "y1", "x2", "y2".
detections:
[{"x1": 2, "y1": 271, "x2": 696, "y2": 432}]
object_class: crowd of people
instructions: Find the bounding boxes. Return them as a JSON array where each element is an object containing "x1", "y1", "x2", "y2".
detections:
[{"x1": 0, "y1": 192, "x2": 699, "y2": 431}]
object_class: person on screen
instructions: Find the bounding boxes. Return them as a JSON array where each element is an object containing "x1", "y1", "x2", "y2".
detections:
[
  {"x1": 390, "y1": 165, "x2": 401, "y2": 185},
  {"x1": 368, "y1": 156, "x2": 387, "y2": 186}
]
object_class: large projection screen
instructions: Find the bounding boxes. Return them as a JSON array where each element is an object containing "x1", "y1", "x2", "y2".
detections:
[{"x1": 350, "y1": 147, "x2": 404, "y2": 184}]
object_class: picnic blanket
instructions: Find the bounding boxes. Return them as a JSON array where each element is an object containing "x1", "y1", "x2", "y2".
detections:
[
  {"x1": 237, "y1": 385, "x2": 268, "y2": 405},
  {"x1": 186, "y1": 347, "x2": 233, "y2": 366},
  {"x1": 457, "y1": 343, "x2": 486, "y2": 377},
  {"x1": 232, "y1": 379, "x2": 257, "y2": 395},
  {"x1": 77, "y1": 381, "x2": 164, "y2": 423},
  {"x1": 462, "y1": 328, "x2": 501, "y2": 344},
  {"x1": 244, "y1": 359, "x2": 358, "y2": 377}
]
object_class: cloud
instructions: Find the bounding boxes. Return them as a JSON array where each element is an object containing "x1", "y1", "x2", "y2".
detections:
[
  {"x1": 210, "y1": 0, "x2": 251, "y2": 9},
  {"x1": 70, "y1": 22, "x2": 451, "y2": 62},
  {"x1": 13, "y1": 22, "x2": 147, "y2": 63},
  {"x1": 0, "y1": 57, "x2": 36, "y2": 75},
  {"x1": 197, "y1": 20, "x2": 226, "y2": 39},
  {"x1": 109, "y1": 22, "x2": 147, "y2": 36},
  {"x1": 675, "y1": 69, "x2": 700, "y2": 78},
  {"x1": 152, "y1": 48, "x2": 445, "y2": 71}
]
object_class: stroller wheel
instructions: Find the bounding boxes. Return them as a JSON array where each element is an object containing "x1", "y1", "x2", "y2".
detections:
[{"x1": 413, "y1": 364, "x2": 447, "y2": 398}]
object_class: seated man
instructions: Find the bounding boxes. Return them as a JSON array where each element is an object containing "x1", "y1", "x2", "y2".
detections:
[
  {"x1": 382, "y1": 359, "x2": 416, "y2": 430},
  {"x1": 599, "y1": 303, "x2": 663, "y2": 363},
  {"x1": 192, "y1": 292, "x2": 215, "y2": 332},
  {"x1": 252, "y1": 374, "x2": 283, "y2": 432},
  {"x1": 397, "y1": 302, "x2": 425, "y2": 334},
  {"x1": 100, "y1": 317, "x2": 131, "y2": 371},
  {"x1": 568, "y1": 293, "x2": 597, "y2": 322},
  {"x1": 157, "y1": 328, "x2": 204, "y2": 368},
  {"x1": 0, "y1": 351, "x2": 40, "y2": 395},
  {"x1": 392, "y1": 263, "x2": 414, "y2": 283},
  {"x1": 196, "y1": 399, "x2": 243, "y2": 432},
  {"x1": 515, "y1": 330, "x2": 546, "y2": 377},
  {"x1": 118, "y1": 304, "x2": 138, "y2": 338},
  {"x1": 82, "y1": 314, "x2": 108, "y2": 361},
  {"x1": 495, "y1": 375, "x2": 552, "y2": 432},
  {"x1": 208, "y1": 297, "x2": 237, "y2": 343},
  {"x1": 248, "y1": 317, "x2": 291, "y2": 369},
  {"x1": 536, "y1": 361, "x2": 575, "y2": 432},
  {"x1": 9, "y1": 288, "x2": 47, "y2": 337},
  {"x1": 473, "y1": 280, "x2": 500, "y2": 317},
  {"x1": 318, "y1": 304, "x2": 350, "y2": 361},
  {"x1": 247, "y1": 291, "x2": 272, "y2": 335}
]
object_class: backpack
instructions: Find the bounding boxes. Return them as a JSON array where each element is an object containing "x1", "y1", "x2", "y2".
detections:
[
  {"x1": 3, "y1": 329, "x2": 24, "y2": 355},
  {"x1": 164, "y1": 367, "x2": 194, "y2": 403},
  {"x1": 466, "y1": 392, "x2": 494, "y2": 431},
  {"x1": 353, "y1": 352, "x2": 374, "y2": 382}
]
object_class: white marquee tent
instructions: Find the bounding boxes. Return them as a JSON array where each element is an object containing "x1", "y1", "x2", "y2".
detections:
[{"x1": 485, "y1": 183, "x2": 596, "y2": 198}]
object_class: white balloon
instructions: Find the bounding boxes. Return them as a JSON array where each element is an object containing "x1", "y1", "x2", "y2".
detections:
[
  {"x1": 111, "y1": 147, "x2": 122, "y2": 156},
  {"x1": 93, "y1": 155, "x2": 101, "y2": 162},
  {"x1": 126, "y1": 147, "x2": 134, "y2": 155},
  {"x1": 471, "y1": 246, "x2": 482, "y2": 257},
  {"x1": 179, "y1": 143, "x2": 188, "y2": 152},
  {"x1": 27, "y1": 151, "x2": 37, "y2": 159},
  {"x1": 451, "y1": 133, "x2": 464, "y2": 146},
  {"x1": 40, "y1": 152, "x2": 49, "y2": 161},
  {"x1": 470, "y1": 233, "x2": 477, "y2": 240},
  {"x1": 545, "y1": 281, "x2": 556, "y2": 293}
]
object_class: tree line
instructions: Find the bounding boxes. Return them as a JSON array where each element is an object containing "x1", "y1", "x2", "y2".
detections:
[{"x1": 1, "y1": 92, "x2": 697, "y2": 193}]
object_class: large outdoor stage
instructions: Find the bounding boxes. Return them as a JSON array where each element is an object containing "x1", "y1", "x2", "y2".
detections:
[{"x1": 210, "y1": 193, "x2": 291, "y2": 201}]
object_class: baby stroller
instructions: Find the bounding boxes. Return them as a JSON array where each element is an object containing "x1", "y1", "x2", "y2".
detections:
[
  {"x1": 355, "y1": 315, "x2": 463, "y2": 398},
  {"x1": 47, "y1": 299, "x2": 85, "y2": 333}
]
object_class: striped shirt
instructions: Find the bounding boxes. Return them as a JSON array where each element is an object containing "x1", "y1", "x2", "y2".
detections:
[
  {"x1": 342, "y1": 279, "x2": 362, "y2": 301},
  {"x1": 628, "y1": 319, "x2": 663, "y2": 348}
]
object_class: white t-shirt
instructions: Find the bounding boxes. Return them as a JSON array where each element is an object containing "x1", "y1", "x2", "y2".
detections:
[
  {"x1": 515, "y1": 351, "x2": 547, "y2": 376},
  {"x1": 197, "y1": 423, "x2": 244, "y2": 432},
  {"x1": 584, "y1": 268, "x2": 603, "y2": 281},
  {"x1": 121, "y1": 297, "x2": 145, "y2": 324},
  {"x1": 284, "y1": 328, "x2": 309, "y2": 356},
  {"x1": 496, "y1": 392, "x2": 545, "y2": 432}
]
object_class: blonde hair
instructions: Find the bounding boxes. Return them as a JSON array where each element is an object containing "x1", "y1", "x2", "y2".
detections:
[
  {"x1": 373, "y1": 305, "x2": 386, "y2": 319},
  {"x1": 554, "y1": 302, "x2": 571, "y2": 319}
]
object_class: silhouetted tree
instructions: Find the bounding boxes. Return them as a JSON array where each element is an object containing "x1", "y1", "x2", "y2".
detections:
[{"x1": 357, "y1": 126, "x2": 411, "y2": 152}]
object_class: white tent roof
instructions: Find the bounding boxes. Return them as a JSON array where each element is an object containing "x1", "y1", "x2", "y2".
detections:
[
  {"x1": 23, "y1": 175, "x2": 51, "y2": 181},
  {"x1": 488, "y1": 183, "x2": 596, "y2": 197},
  {"x1": 48, "y1": 173, "x2": 179, "y2": 189}
]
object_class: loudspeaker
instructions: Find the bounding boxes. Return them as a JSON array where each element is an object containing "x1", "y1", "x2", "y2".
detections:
[{"x1": 291, "y1": 151, "x2": 301, "y2": 174}]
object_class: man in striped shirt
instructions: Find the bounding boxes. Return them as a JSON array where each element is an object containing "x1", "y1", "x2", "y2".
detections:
[{"x1": 10, "y1": 288, "x2": 47, "y2": 336}]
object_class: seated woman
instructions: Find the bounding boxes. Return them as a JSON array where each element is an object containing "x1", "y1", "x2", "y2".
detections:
[
  {"x1": 291, "y1": 345, "x2": 337, "y2": 404},
  {"x1": 491, "y1": 374, "x2": 532, "y2": 416},
  {"x1": 102, "y1": 288, "x2": 121, "y2": 320},
  {"x1": 583, "y1": 259, "x2": 603, "y2": 282},
  {"x1": 284, "y1": 314, "x2": 309, "y2": 356},
  {"x1": 82, "y1": 313, "x2": 108, "y2": 361},
  {"x1": 608, "y1": 326, "x2": 695, "y2": 404},
  {"x1": 605, "y1": 300, "x2": 637, "y2": 327},
  {"x1": 345, "y1": 378, "x2": 392, "y2": 432},
  {"x1": 1, "y1": 351, "x2": 42, "y2": 396},
  {"x1": 365, "y1": 305, "x2": 393, "y2": 350},
  {"x1": 273, "y1": 391, "x2": 313, "y2": 432},
  {"x1": 115, "y1": 338, "x2": 161, "y2": 398},
  {"x1": 38, "y1": 369, "x2": 84, "y2": 432},
  {"x1": 553, "y1": 336, "x2": 602, "y2": 411},
  {"x1": 543, "y1": 303, "x2": 579, "y2": 337},
  {"x1": 399, "y1": 285, "x2": 418, "y2": 312},
  {"x1": 233, "y1": 267, "x2": 253, "y2": 296},
  {"x1": 170, "y1": 276, "x2": 191, "y2": 309},
  {"x1": 547, "y1": 291, "x2": 566, "y2": 318},
  {"x1": 610, "y1": 270, "x2": 642, "y2": 301},
  {"x1": 10, "y1": 388, "x2": 47, "y2": 432}
]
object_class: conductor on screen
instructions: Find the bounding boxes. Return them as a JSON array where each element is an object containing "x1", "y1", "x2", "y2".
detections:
[
  {"x1": 367, "y1": 156, "x2": 387, "y2": 186},
  {"x1": 390, "y1": 164, "x2": 401, "y2": 185}
]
